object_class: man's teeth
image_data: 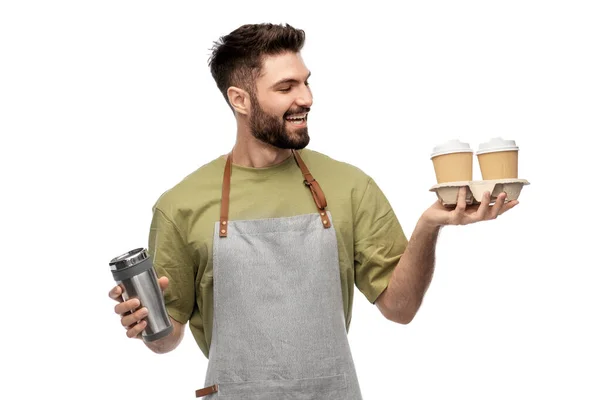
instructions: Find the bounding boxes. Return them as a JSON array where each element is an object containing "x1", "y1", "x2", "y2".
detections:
[{"x1": 285, "y1": 114, "x2": 307, "y2": 124}]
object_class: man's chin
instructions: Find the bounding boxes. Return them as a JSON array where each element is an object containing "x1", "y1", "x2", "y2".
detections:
[
  {"x1": 272, "y1": 141, "x2": 309, "y2": 151},
  {"x1": 251, "y1": 128, "x2": 310, "y2": 150},
  {"x1": 286, "y1": 132, "x2": 310, "y2": 150},
  {"x1": 271, "y1": 140, "x2": 309, "y2": 151},
  {"x1": 289, "y1": 142, "x2": 309, "y2": 150}
]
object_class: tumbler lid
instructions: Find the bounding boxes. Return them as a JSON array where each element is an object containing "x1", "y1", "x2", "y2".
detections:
[{"x1": 109, "y1": 248, "x2": 148, "y2": 271}]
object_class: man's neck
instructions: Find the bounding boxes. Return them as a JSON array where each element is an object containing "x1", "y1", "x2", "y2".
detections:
[{"x1": 229, "y1": 133, "x2": 293, "y2": 168}]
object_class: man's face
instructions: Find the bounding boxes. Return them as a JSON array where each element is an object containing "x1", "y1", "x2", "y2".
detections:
[{"x1": 248, "y1": 52, "x2": 313, "y2": 150}]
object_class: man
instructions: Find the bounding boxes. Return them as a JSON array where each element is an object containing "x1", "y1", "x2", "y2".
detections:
[{"x1": 108, "y1": 23, "x2": 518, "y2": 398}]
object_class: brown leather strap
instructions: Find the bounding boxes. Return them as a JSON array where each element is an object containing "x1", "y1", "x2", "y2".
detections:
[
  {"x1": 219, "y1": 153, "x2": 232, "y2": 238},
  {"x1": 219, "y1": 150, "x2": 331, "y2": 238},
  {"x1": 195, "y1": 384, "x2": 218, "y2": 397},
  {"x1": 292, "y1": 150, "x2": 331, "y2": 228}
]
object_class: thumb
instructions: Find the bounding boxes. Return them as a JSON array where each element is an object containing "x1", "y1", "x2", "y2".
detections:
[{"x1": 158, "y1": 276, "x2": 169, "y2": 292}]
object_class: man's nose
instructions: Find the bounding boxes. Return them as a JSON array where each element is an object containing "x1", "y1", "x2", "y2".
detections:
[{"x1": 295, "y1": 85, "x2": 313, "y2": 108}]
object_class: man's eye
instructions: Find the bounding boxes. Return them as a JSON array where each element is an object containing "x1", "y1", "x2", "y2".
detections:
[{"x1": 279, "y1": 87, "x2": 291, "y2": 92}]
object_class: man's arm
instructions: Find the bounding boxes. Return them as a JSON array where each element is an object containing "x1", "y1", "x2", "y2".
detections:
[
  {"x1": 375, "y1": 217, "x2": 440, "y2": 324},
  {"x1": 376, "y1": 187, "x2": 518, "y2": 324}
]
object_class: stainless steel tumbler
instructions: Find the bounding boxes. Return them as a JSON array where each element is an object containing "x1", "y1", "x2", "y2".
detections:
[{"x1": 109, "y1": 248, "x2": 173, "y2": 342}]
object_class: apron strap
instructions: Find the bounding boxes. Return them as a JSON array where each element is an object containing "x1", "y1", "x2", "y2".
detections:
[
  {"x1": 219, "y1": 150, "x2": 331, "y2": 238},
  {"x1": 292, "y1": 150, "x2": 331, "y2": 228},
  {"x1": 219, "y1": 152, "x2": 232, "y2": 238}
]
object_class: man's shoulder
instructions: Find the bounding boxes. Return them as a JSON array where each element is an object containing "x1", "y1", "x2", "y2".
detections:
[
  {"x1": 301, "y1": 148, "x2": 371, "y2": 185},
  {"x1": 152, "y1": 155, "x2": 224, "y2": 214}
]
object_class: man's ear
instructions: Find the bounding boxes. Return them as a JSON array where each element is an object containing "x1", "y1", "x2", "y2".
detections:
[{"x1": 227, "y1": 86, "x2": 251, "y2": 115}]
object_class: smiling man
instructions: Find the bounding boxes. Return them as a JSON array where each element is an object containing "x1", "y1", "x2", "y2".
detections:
[{"x1": 109, "y1": 23, "x2": 518, "y2": 399}]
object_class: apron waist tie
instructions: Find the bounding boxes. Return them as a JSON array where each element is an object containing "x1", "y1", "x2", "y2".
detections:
[{"x1": 195, "y1": 384, "x2": 218, "y2": 397}]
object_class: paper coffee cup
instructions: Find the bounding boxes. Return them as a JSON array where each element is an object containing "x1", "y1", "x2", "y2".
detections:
[
  {"x1": 476, "y1": 137, "x2": 519, "y2": 180},
  {"x1": 430, "y1": 139, "x2": 473, "y2": 183}
]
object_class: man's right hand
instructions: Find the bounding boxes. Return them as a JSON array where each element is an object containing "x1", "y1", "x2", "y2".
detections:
[{"x1": 108, "y1": 277, "x2": 170, "y2": 339}]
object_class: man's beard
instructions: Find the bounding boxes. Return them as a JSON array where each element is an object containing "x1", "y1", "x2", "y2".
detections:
[{"x1": 249, "y1": 93, "x2": 310, "y2": 150}]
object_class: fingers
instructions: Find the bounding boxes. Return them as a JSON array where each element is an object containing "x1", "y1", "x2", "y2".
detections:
[
  {"x1": 121, "y1": 307, "x2": 149, "y2": 329},
  {"x1": 449, "y1": 186, "x2": 468, "y2": 224},
  {"x1": 455, "y1": 186, "x2": 467, "y2": 213},
  {"x1": 114, "y1": 297, "x2": 140, "y2": 316},
  {"x1": 489, "y1": 192, "x2": 507, "y2": 219},
  {"x1": 108, "y1": 285, "x2": 123, "y2": 302},
  {"x1": 474, "y1": 192, "x2": 515, "y2": 222},
  {"x1": 126, "y1": 320, "x2": 147, "y2": 339},
  {"x1": 474, "y1": 191, "x2": 492, "y2": 221},
  {"x1": 113, "y1": 297, "x2": 147, "y2": 340},
  {"x1": 456, "y1": 190, "x2": 519, "y2": 225},
  {"x1": 110, "y1": 282, "x2": 155, "y2": 340},
  {"x1": 445, "y1": 187, "x2": 520, "y2": 227},
  {"x1": 473, "y1": 191, "x2": 506, "y2": 222},
  {"x1": 498, "y1": 199, "x2": 519, "y2": 215}
]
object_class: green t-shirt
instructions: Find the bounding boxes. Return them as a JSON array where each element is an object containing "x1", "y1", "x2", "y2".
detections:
[{"x1": 148, "y1": 148, "x2": 408, "y2": 358}]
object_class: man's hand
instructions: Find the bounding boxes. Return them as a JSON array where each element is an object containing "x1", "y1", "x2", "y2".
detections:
[
  {"x1": 109, "y1": 277, "x2": 169, "y2": 339},
  {"x1": 421, "y1": 186, "x2": 519, "y2": 228}
]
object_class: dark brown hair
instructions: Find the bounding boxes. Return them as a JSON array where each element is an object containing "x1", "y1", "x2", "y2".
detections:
[{"x1": 208, "y1": 23, "x2": 306, "y2": 108}]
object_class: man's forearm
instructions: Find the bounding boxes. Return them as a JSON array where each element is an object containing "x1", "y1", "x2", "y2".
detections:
[{"x1": 379, "y1": 217, "x2": 441, "y2": 324}]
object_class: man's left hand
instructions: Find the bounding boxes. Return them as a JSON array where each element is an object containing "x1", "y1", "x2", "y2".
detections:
[{"x1": 421, "y1": 186, "x2": 519, "y2": 228}]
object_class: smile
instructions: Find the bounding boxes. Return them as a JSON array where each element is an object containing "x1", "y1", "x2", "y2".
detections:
[{"x1": 285, "y1": 113, "x2": 308, "y2": 125}]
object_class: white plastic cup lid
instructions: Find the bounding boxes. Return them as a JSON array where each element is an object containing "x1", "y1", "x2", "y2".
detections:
[
  {"x1": 430, "y1": 139, "x2": 473, "y2": 158},
  {"x1": 476, "y1": 137, "x2": 519, "y2": 155}
]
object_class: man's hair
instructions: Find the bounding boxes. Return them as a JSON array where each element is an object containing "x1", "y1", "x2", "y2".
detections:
[{"x1": 208, "y1": 23, "x2": 306, "y2": 108}]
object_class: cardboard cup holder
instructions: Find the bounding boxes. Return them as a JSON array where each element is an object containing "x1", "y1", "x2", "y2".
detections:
[{"x1": 429, "y1": 178, "x2": 530, "y2": 207}]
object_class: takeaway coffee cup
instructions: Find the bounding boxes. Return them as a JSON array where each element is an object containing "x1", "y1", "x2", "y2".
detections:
[
  {"x1": 430, "y1": 139, "x2": 474, "y2": 183},
  {"x1": 109, "y1": 248, "x2": 173, "y2": 343},
  {"x1": 476, "y1": 137, "x2": 519, "y2": 180}
]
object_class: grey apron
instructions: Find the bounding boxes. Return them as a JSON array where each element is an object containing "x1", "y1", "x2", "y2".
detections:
[{"x1": 195, "y1": 150, "x2": 363, "y2": 399}]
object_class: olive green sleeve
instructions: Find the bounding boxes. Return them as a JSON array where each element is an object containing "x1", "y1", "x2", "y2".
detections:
[
  {"x1": 148, "y1": 207, "x2": 196, "y2": 325},
  {"x1": 354, "y1": 178, "x2": 408, "y2": 304}
]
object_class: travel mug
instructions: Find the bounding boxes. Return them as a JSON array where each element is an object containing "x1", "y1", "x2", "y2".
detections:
[{"x1": 109, "y1": 248, "x2": 173, "y2": 342}]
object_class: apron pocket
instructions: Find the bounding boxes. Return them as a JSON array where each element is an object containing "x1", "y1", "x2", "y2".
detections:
[{"x1": 217, "y1": 373, "x2": 348, "y2": 399}]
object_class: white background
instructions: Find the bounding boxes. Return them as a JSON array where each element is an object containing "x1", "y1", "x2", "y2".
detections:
[{"x1": 1, "y1": 1, "x2": 599, "y2": 399}]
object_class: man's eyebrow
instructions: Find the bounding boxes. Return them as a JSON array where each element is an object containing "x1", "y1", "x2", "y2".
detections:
[{"x1": 270, "y1": 71, "x2": 311, "y2": 88}]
